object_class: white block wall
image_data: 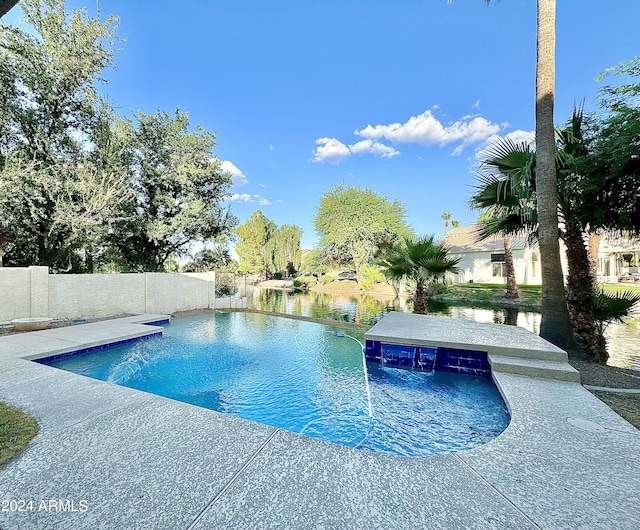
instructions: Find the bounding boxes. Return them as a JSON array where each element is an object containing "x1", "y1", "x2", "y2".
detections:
[{"x1": 0, "y1": 267, "x2": 227, "y2": 321}]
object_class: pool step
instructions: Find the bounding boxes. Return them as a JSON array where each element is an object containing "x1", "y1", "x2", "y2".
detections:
[
  {"x1": 489, "y1": 354, "x2": 580, "y2": 383},
  {"x1": 488, "y1": 345, "x2": 567, "y2": 363}
]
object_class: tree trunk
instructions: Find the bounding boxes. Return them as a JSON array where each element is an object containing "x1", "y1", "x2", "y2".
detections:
[
  {"x1": 563, "y1": 223, "x2": 605, "y2": 362},
  {"x1": 413, "y1": 280, "x2": 427, "y2": 314},
  {"x1": 535, "y1": 0, "x2": 578, "y2": 353},
  {"x1": 588, "y1": 231, "x2": 601, "y2": 290},
  {"x1": 503, "y1": 236, "x2": 520, "y2": 299}
]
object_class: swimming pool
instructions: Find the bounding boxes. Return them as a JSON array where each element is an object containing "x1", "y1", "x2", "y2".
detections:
[{"x1": 39, "y1": 312, "x2": 510, "y2": 456}]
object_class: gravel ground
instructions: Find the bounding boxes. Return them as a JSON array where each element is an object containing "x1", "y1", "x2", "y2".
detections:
[{"x1": 568, "y1": 358, "x2": 640, "y2": 429}]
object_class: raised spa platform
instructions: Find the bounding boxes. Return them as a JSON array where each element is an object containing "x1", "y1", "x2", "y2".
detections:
[{"x1": 365, "y1": 312, "x2": 580, "y2": 382}]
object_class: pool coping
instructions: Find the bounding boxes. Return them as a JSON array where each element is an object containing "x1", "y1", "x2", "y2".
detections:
[{"x1": 0, "y1": 312, "x2": 638, "y2": 529}]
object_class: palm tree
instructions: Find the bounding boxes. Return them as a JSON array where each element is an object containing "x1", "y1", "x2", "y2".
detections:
[
  {"x1": 470, "y1": 113, "x2": 607, "y2": 361},
  {"x1": 377, "y1": 235, "x2": 459, "y2": 314},
  {"x1": 441, "y1": 212, "x2": 452, "y2": 234},
  {"x1": 482, "y1": 0, "x2": 577, "y2": 353}
]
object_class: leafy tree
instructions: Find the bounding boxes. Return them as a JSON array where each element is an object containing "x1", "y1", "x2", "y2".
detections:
[
  {"x1": 235, "y1": 210, "x2": 277, "y2": 277},
  {"x1": 582, "y1": 57, "x2": 640, "y2": 233},
  {"x1": 181, "y1": 243, "x2": 233, "y2": 273},
  {"x1": 266, "y1": 224, "x2": 302, "y2": 276},
  {"x1": 107, "y1": 109, "x2": 237, "y2": 272},
  {"x1": 314, "y1": 184, "x2": 412, "y2": 286},
  {"x1": 0, "y1": 0, "x2": 125, "y2": 271},
  {"x1": 377, "y1": 235, "x2": 459, "y2": 314},
  {"x1": 236, "y1": 212, "x2": 303, "y2": 278},
  {"x1": 300, "y1": 249, "x2": 331, "y2": 280}
]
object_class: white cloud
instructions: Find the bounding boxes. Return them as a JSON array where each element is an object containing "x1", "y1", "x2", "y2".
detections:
[
  {"x1": 227, "y1": 193, "x2": 272, "y2": 206},
  {"x1": 220, "y1": 160, "x2": 248, "y2": 186},
  {"x1": 472, "y1": 100, "x2": 480, "y2": 109},
  {"x1": 310, "y1": 137, "x2": 399, "y2": 164},
  {"x1": 276, "y1": 199, "x2": 284, "y2": 203},
  {"x1": 269, "y1": 144, "x2": 275, "y2": 151},
  {"x1": 311, "y1": 108, "x2": 502, "y2": 163},
  {"x1": 310, "y1": 137, "x2": 351, "y2": 164},
  {"x1": 349, "y1": 139, "x2": 399, "y2": 158},
  {"x1": 354, "y1": 110, "x2": 500, "y2": 156},
  {"x1": 229, "y1": 193, "x2": 252, "y2": 202}
]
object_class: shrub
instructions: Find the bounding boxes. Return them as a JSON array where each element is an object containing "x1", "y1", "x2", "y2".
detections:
[
  {"x1": 293, "y1": 276, "x2": 315, "y2": 290},
  {"x1": 425, "y1": 281, "x2": 448, "y2": 297},
  {"x1": 215, "y1": 274, "x2": 236, "y2": 297},
  {"x1": 360, "y1": 264, "x2": 385, "y2": 292},
  {"x1": 320, "y1": 275, "x2": 334, "y2": 285}
]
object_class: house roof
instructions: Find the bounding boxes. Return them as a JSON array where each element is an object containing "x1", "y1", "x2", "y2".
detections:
[{"x1": 443, "y1": 225, "x2": 532, "y2": 253}]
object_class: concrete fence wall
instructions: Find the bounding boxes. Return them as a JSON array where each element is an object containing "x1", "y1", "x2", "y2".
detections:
[{"x1": 0, "y1": 267, "x2": 240, "y2": 321}]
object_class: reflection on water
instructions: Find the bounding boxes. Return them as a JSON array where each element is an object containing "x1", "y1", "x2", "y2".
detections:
[{"x1": 248, "y1": 288, "x2": 640, "y2": 371}]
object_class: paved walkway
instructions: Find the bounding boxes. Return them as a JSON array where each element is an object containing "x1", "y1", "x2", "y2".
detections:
[{"x1": 0, "y1": 314, "x2": 639, "y2": 529}]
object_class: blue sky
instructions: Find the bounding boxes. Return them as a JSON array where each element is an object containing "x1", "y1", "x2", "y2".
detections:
[{"x1": 4, "y1": 1, "x2": 639, "y2": 250}]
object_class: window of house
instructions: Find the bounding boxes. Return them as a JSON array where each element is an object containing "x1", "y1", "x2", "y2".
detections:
[
  {"x1": 531, "y1": 252, "x2": 539, "y2": 277},
  {"x1": 491, "y1": 253, "x2": 505, "y2": 277}
]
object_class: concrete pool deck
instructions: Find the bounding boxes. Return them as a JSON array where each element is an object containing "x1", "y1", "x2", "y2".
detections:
[{"x1": 0, "y1": 312, "x2": 638, "y2": 529}]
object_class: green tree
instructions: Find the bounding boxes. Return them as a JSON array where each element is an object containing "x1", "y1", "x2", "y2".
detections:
[
  {"x1": 300, "y1": 249, "x2": 331, "y2": 280},
  {"x1": 314, "y1": 184, "x2": 412, "y2": 286},
  {"x1": 181, "y1": 243, "x2": 233, "y2": 272},
  {"x1": 377, "y1": 235, "x2": 459, "y2": 314},
  {"x1": 267, "y1": 224, "x2": 302, "y2": 276},
  {"x1": 235, "y1": 210, "x2": 277, "y2": 277},
  {"x1": 0, "y1": 1, "x2": 125, "y2": 271},
  {"x1": 584, "y1": 57, "x2": 640, "y2": 233},
  {"x1": 108, "y1": 109, "x2": 237, "y2": 272}
]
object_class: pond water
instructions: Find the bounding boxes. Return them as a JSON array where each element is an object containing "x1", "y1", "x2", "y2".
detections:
[{"x1": 246, "y1": 288, "x2": 640, "y2": 371}]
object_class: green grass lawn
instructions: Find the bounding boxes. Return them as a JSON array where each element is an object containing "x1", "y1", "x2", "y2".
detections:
[
  {"x1": 0, "y1": 402, "x2": 39, "y2": 467},
  {"x1": 600, "y1": 284, "x2": 640, "y2": 295}
]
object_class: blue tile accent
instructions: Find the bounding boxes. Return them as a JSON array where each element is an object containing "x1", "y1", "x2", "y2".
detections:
[
  {"x1": 381, "y1": 343, "x2": 416, "y2": 368},
  {"x1": 143, "y1": 319, "x2": 170, "y2": 326},
  {"x1": 367, "y1": 342, "x2": 491, "y2": 377},
  {"x1": 365, "y1": 340, "x2": 381, "y2": 362},
  {"x1": 34, "y1": 332, "x2": 163, "y2": 364},
  {"x1": 416, "y1": 347, "x2": 437, "y2": 371}
]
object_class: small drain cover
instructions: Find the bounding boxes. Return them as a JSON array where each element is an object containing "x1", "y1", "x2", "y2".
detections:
[{"x1": 567, "y1": 417, "x2": 605, "y2": 432}]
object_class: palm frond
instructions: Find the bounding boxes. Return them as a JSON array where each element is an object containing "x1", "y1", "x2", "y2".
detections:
[{"x1": 593, "y1": 288, "x2": 640, "y2": 330}]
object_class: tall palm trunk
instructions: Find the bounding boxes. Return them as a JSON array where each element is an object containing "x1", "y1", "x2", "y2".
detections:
[
  {"x1": 413, "y1": 280, "x2": 427, "y2": 314},
  {"x1": 535, "y1": 0, "x2": 578, "y2": 353},
  {"x1": 503, "y1": 236, "x2": 520, "y2": 299},
  {"x1": 588, "y1": 231, "x2": 601, "y2": 290},
  {"x1": 563, "y1": 222, "x2": 605, "y2": 361}
]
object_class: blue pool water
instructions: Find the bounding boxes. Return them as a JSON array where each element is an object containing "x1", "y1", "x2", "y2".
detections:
[{"x1": 41, "y1": 312, "x2": 510, "y2": 456}]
